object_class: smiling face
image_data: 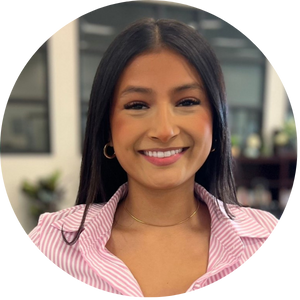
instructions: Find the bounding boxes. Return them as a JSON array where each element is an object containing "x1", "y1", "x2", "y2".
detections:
[{"x1": 110, "y1": 49, "x2": 213, "y2": 191}]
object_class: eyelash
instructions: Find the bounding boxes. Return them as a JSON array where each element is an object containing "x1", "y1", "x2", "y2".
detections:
[{"x1": 124, "y1": 98, "x2": 200, "y2": 110}]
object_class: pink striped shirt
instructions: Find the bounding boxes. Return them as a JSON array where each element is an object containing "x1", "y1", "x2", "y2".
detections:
[{"x1": 29, "y1": 183, "x2": 278, "y2": 296}]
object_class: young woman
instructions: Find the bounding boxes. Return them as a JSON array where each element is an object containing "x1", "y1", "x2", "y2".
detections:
[{"x1": 29, "y1": 18, "x2": 278, "y2": 297}]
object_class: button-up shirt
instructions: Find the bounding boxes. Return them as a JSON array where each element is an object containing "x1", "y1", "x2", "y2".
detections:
[{"x1": 29, "y1": 183, "x2": 278, "y2": 297}]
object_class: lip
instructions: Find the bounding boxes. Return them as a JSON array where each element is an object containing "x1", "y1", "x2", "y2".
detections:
[{"x1": 138, "y1": 147, "x2": 188, "y2": 166}]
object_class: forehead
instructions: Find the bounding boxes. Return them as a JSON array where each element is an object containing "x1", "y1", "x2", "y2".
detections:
[{"x1": 114, "y1": 49, "x2": 204, "y2": 93}]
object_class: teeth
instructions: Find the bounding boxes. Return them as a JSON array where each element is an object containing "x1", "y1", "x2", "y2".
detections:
[{"x1": 144, "y1": 149, "x2": 183, "y2": 158}]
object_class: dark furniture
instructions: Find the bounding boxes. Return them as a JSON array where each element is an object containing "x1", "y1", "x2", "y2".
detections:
[{"x1": 233, "y1": 155, "x2": 297, "y2": 218}]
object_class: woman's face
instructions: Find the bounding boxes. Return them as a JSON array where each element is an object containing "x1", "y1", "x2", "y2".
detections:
[{"x1": 110, "y1": 49, "x2": 213, "y2": 190}]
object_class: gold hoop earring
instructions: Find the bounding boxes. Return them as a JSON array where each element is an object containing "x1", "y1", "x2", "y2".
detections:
[{"x1": 103, "y1": 143, "x2": 116, "y2": 159}]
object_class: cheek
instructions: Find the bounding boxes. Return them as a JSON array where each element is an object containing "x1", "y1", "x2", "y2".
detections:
[
  {"x1": 189, "y1": 119, "x2": 213, "y2": 166},
  {"x1": 110, "y1": 116, "x2": 127, "y2": 149},
  {"x1": 111, "y1": 115, "x2": 124, "y2": 141},
  {"x1": 190, "y1": 116, "x2": 213, "y2": 170},
  {"x1": 110, "y1": 114, "x2": 140, "y2": 154},
  {"x1": 192, "y1": 112, "x2": 213, "y2": 143}
]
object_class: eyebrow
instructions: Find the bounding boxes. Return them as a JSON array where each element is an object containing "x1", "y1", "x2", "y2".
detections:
[{"x1": 119, "y1": 83, "x2": 204, "y2": 98}]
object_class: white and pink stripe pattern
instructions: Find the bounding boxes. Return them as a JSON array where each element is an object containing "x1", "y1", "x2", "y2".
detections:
[{"x1": 29, "y1": 183, "x2": 278, "y2": 296}]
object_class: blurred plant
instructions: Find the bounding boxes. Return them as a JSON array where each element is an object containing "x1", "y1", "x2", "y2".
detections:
[
  {"x1": 274, "y1": 131, "x2": 289, "y2": 146},
  {"x1": 283, "y1": 117, "x2": 296, "y2": 142},
  {"x1": 21, "y1": 170, "x2": 64, "y2": 221},
  {"x1": 274, "y1": 117, "x2": 297, "y2": 154},
  {"x1": 231, "y1": 134, "x2": 240, "y2": 147}
]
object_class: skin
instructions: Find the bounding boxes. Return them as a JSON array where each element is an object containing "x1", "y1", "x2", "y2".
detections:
[{"x1": 110, "y1": 49, "x2": 213, "y2": 232}]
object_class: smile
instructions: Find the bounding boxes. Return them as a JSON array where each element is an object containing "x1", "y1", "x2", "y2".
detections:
[
  {"x1": 143, "y1": 148, "x2": 183, "y2": 158},
  {"x1": 139, "y1": 148, "x2": 188, "y2": 166}
]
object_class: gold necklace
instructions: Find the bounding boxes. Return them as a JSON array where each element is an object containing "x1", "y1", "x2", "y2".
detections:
[{"x1": 125, "y1": 202, "x2": 200, "y2": 227}]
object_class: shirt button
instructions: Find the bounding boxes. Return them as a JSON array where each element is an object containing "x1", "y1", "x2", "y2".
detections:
[{"x1": 194, "y1": 283, "x2": 201, "y2": 289}]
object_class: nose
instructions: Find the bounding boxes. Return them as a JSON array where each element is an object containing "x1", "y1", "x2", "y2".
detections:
[{"x1": 148, "y1": 105, "x2": 180, "y2": 143}]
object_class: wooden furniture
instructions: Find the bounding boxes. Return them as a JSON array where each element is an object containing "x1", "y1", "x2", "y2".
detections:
[{"x1": 233, "y1": 155, "x2": 297, "y2": 217}]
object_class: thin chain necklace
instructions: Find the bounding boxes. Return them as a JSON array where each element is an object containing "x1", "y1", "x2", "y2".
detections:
[{"x1": 125, "y1": 201, "x2": 200, "y2": 227}]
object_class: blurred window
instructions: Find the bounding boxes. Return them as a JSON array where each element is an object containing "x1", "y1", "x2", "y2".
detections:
[
  {"x1": 1, "y1": 43, "x2": 50, "y2": 153},
  {"x1": 79, "y1": 2, "x2": 266, "y2": 146},
  {"x1": 222, "y1": 62, "x2": 265, "y2": 145}
]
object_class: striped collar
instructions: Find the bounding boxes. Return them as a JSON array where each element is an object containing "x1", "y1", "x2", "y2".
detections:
[
  {"x1": 52, "y1": 182, "x2": 270, "y2": 239},
  {"x1": 52, "y1": 182, "x2": 270, "y2": 255}
]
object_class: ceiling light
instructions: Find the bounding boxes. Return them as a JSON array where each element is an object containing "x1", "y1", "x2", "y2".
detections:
[
  {"x1": 200, "y1": 19, "x2": 223, "y2": 30},
  {"x1": 81, "y1": 22, "x2": 115, "y2": 36},
  {"x1": 236, "y1": 48, "x2": 262, "y2": 58},
  {"x1": 212, "y1": 37, "x2": 247, "y2": 48}
]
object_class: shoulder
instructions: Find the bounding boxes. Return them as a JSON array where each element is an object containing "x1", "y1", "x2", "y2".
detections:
[
  {"x1": 28, "y1": 204, "x2": 110, "y2": 280},
  {"x1": 28, "y1": 204, "x2": 104, "y2": 247},
  {"x1": 195, "y1": 183, "x2": 278, "y2": 235},
  {"x1": 241, "y1": 206, "x2": 278, "y2": 229},
  {"x1": 228, "y1": 206, "x2": 280, "y2": 261},
  {"x1": 218, "y1": 201, "x2": 281, "y2": 238},
  {"x1": 227, "y1": 203, "x2": 279, "y2": 237}
]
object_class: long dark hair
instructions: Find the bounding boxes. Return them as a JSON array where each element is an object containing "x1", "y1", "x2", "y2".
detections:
[{"x1": 63, "y1": 18, "x2": 239, "y2": 245}]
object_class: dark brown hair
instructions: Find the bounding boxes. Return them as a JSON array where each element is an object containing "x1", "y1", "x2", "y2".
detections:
[{"x1": 63, "y1": 18, "x2": 239, "y2": 245}]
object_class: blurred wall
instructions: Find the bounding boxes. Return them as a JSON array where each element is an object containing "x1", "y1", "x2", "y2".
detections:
[
  {"x1": 1, "y1": 21, "x2": 82, "y2": 233},
  {"x1": 1, "y1": 19, "x2": 289, "y2": 233}
]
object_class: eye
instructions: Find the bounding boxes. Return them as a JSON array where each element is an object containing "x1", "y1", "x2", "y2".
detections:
[
  {"x1": 124, "y1": 99, "x2": 200, "y2": 109},
  {"x1": 124, "y1": 101, "x2": 149, "y2": 110},
  {"x1": 177, "y1": 98, "x2": 201, "y2": 107}
]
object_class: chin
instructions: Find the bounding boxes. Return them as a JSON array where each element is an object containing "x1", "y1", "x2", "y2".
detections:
[{"x1": 143, "y1": 176, "x2": 192, "y2": 191}]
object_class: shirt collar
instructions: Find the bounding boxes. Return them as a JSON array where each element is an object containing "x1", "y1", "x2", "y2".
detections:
[
  {"x1": 194, "y1": 183, "x2": 271, "y2": 239},
  {"x1": 52, "y1": 182, "x2": 270, "y2": 243},
  {"x1": 51, "y1": 183, "x2": 127, "y2": 238}
]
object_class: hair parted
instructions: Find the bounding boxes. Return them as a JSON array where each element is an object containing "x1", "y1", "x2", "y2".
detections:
[{"x1": 63, "y1": 18, "x2": 239, "y2": 245}]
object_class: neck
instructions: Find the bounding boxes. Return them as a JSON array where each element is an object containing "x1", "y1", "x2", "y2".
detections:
[{"x1": 115, "y1": 178, "x2": 199, "y2": 228}]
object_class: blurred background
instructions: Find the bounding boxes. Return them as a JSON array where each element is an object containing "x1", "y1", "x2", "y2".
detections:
[{"x1": 0, "y1": 1, "x2": 297, "y2": 233}]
